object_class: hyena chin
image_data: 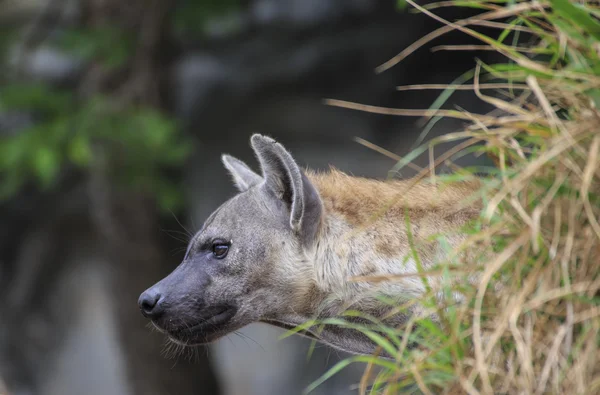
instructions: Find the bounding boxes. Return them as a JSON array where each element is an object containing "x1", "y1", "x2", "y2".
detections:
[{"x1": 138, "y1": 134, "x2": 482, "y2": 356}]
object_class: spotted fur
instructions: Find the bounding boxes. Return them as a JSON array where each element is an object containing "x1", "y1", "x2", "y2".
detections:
[{"x1": 139, "y1": 134, "x2": 482, "y2": 356}]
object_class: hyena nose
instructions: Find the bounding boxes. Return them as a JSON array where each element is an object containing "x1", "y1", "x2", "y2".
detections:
[{"x1": 138, "y1": 289, "x2": 164, "y2": 319}]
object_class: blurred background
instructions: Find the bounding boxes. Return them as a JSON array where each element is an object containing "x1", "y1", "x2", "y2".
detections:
[{"x1": 0, "y1": 1, "x2": 498, "y2": 394}]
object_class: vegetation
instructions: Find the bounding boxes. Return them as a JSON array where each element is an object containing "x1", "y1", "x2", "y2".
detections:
[
  {"x1": 0, "y1": 0, "x2": 241, "y2": 212},
  {"x1": 0, "y1": 82, "x2": 189, "y2": 210},
  {"x1": 307, "y1": 0, "x2": 600, "y2": 393},
  {"x1": 2, "y1": 0, "x2": 598, "y2": 392}
]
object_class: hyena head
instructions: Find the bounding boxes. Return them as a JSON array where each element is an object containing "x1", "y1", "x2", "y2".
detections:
[{"x1": 138, "y1": 134, "x2": 322, "y2": 345}]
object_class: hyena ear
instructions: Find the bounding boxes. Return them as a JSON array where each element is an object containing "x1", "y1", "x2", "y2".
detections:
[
  {"x1": 250, "y1": 134, "x2": 322, "y2": 245},
  {"x1": 221, "y1": 154, "x2": 263, "y2": 192}
]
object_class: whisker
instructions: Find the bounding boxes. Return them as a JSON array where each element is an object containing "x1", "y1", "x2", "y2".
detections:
[
  {"x1": 160, "y1": 228, "x2": 190, "y2": 244},
  {"x1": 233, "y1": 331, "x2": 265, "y2": 351},
  {"x1": 169, "y1": 209, "x2": 194, "y2": 237}
]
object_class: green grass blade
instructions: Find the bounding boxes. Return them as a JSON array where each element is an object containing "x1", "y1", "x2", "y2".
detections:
[
  {"x1": 304, "y1": 356, "x2": 400, "y2": 394},
  {"x1": 550, "y1": 0, "x2": 600, "y2": 42}
]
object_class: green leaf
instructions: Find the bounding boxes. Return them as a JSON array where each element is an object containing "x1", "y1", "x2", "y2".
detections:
[
  {"x1": 550, "y1": 0, "x2": 600, "y2": 42},
  {"x1": 161, "y1": 143, "x2": 192, "y2": 165},
  {"x1": 0, "y1": 83, "x2": 72, "y2": 115},
  {"x1": 549, "y1": 15, "x2": 591, "y2": 49},
  {"x1": 278, "y1": 319, "x2": 319, "y2": 340},
  {"x1": 59, "y1": 26, "x2": 133, "y2": 69},
  {"x1": 155, "y1": 179, "x2": 184, "y2": 213},
  {"x1": 68, "y1": 134, "x2": 93, "y2": 166},
  {"x1": 171, "y1": 0, "x2": 243, "y2": 37},
  {"x1": 418, "y1": 318, "x2": 448, "y2": 343},
  {"x1": 0, "y1": 175, "x2": 23, "y2": 200},
  {"x1": 417, "y1": 69, "x2": 476, "y2": 150},
  {"x1": 320, "y1": 318, "x2": 398, "y2": 357},
  {"x1": 0, "y1": 134, "x2": 28, "y2": 170},
  {"x1": 304, "y1": 356, "x2": 399, "y2": 394},
  {"x1": 498, "y1": 18, "x2": 521, "y2": 43},
  {"x1": 32, "y1": 146, "x2": 60, "y2": 188}
]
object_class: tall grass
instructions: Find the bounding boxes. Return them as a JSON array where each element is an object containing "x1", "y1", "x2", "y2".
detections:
[{"x1": 311, "y1": 1, "x2": 600, "y2": 393}]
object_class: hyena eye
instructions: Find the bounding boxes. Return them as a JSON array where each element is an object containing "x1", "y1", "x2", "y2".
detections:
[{"x1": 212, "y1": 241, "x2": 230, "y2": 259}]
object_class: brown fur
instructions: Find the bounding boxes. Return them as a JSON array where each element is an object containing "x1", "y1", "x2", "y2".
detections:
[
  {"x1": 308, "y1": 169, "x2": 482, "y2": 225},
  {"x1": 307, "y1": 169, "x2": 482, "y2": 270},
  {"x1": 140, "y1": 135, "x2": 485, "y2": 357}
]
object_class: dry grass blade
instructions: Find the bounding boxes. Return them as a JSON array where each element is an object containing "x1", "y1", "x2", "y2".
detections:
[
  {"x1": 581, "y1": 136, "x2": 600, "y2": 240},
  {"x1": 472, "y1": 232, "x2": 529, "y2": 394},
  {"x1": 469, "y1": 20, "x2": 536, "y2": 33},
  {"x1": 359, "y1": 347, "x2": 381, "y2": 395},
  {"x1": 405, "y1": 0, "x2": 554, "y2": 75},
  {"x1": 411, "y1": 365, "x2": 433, "y2": 395},
  {"x1": 431, "y1": 44, "x2": 542, "y2": 53},
  {"x1": 474, "y1": 63, "x2": 532, "y2": 117},
  {"x1": 484, "y1": 130, "x2": 589, "y2": 220},
  {"x1": 526, "y1": 75, "x2": 563, "y2": 132},
  {"x1": 376, "y1": 2, "x2": 547, "y2": 73},
  {"x1": 313, "y1": 1, "x2": 600, "y2": 394},
  {"x1": 324, "y1": 98, "x2": 496, "y2": 123},
  {"x1": 353, "y1": 137, "x2": 424, "y2": 172},
  {"x1": 396, "y1": 83, "x2": 530, "y2": 91}
]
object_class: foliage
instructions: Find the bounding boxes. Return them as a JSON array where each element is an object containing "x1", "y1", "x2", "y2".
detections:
[
  {"x1": 58, "y1": 26, "x2": 133, "y2": 69},
  {"x1": 171, "y1": 0, "x2": 243, "y2": 38},
  {"x1": 310, "y1": 0, "x2": 600, "y2": 393},
  {"x1": 0, "y1": 82, "x2": 191, "y2": 211},
  {"x1": 0, "y1": 0, "x2": 252, "y2": 212},
  {"x1": 0, "y1": 3, "x2": 224, "y2": 212}
]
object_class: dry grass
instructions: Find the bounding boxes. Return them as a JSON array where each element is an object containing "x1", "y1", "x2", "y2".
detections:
[{"x1": 313, "y1": 1, "x2": 600, "y2": 393}]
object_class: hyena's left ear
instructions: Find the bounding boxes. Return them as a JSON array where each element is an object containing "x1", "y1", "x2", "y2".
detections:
[
  {"x1": 250, "y1": 134, "x2": 322, "y2": 246},
  {"x1": 221, "y1": 154, "x2": 263, "y2": 192}
]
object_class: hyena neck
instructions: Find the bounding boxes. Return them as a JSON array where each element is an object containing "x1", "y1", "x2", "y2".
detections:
[
  {"x1": 303, "y1": 170, "x2": 482, "y2": 308},
  {"x1": 266, "y1": 235, "x2": 410, "y2": 357},
  {"x1": 264, "y1": 171, "x2": 481, "y2": 355},
  {"x1": 268, "y1": 207, "x2": 411, "y2": 326}
]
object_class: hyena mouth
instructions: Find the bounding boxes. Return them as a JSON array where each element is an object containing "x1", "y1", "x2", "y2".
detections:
[{"x1": 166, "y1": 305, "x2": 237, "y2": 344}]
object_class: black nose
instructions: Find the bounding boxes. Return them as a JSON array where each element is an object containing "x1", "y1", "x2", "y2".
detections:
[{"x1": 138, "y1": 289, "x2": 164, "y2": 319}]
